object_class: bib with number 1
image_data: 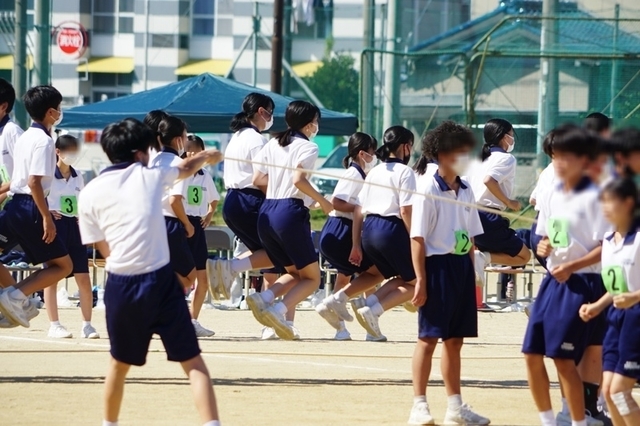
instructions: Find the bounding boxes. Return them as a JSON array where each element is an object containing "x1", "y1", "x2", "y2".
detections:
[
  {"x1": 547, "y1": 218, "x2": 570, "y2": 248},
  {"x1": 453, "y1": 230, "x2": 472, "y2": 255},
  {"x1": 60, "y1": 195, "x2": 78, "y2": 216},
  {"x1": 188, "y1": 186, "x2": 204, "y2": 206},
  {"x1": 602, "y1": 265, "x2": 629, "y2": 295}
]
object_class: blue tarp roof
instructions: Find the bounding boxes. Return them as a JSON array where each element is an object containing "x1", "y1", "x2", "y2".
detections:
[{"x1": 59, "y1": 73, "x2": 358, "y2": 136}]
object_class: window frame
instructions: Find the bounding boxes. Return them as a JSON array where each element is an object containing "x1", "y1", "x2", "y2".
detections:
[
  {"x1": 191, "y1": 0, "x2": 217, "y2": 37},
  {"x1": 92, "y1": 0, "x2": 135, "y2": 34}
]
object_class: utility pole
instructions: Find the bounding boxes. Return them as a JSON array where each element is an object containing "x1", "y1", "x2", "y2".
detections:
[
  {"x1": 361, "y1": 0, "x2": 375, "y2": 134},
  {"x1": 536, "y1": 0, "x2": 559, "y2": 169},
  {"x1": 610, "y1": 3, "x2": 620, "y2": 120},
  {"x1": 382, "y1": 0, "x2": 400, "y2": 130},
  {"x1": 34, "y1": 0, "x2": 50, "y2": 86},
  {"x1": 271, "y1": 0, "x2": 284, "y2": 93},
  {"x1": 282, "y1": 0, "x2": 292, "y2": 95},
  {"x1": 13, "y1": 0, "x2": 28, "y2": 127}
]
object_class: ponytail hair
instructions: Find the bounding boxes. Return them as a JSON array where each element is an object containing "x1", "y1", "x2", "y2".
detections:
[
  {"x1": 414, "y1": 156, "x2": 430, "y2": 175},
  {"x1": 375, "y1": 125, "x2": 414, "y2": 161},
  {"x1": 342, "y1": 132, "x2": 378, "y2": 168},
  {"x1": 481, "y1": 118, "x2": 513, "y2": 161},
  {"x1": 275, "y1": 100, "x2": 321, "y2": 148},
  {"x1": 230, "y1": 92, "x2": 275, "y2": 132},
  {"x1": 157, "y1": 115, "x2": 187, "y2": 147},
  {"x1": 143, "y1": 109, "x2": 168, "y2": 151}
]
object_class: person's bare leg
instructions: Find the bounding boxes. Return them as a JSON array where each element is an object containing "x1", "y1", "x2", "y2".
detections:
[
  {"x1": 104, "y1": 357, "x2": 131, "y2": 423},
  {"x1": 15, "y1": 255, "x2": 72, "y2": 295},
  {"x1": 609, "y1": 374, "x2": 640, "y2": 426},
  {"x1": 578, "y1": 346, "x2": 603, "y2": 383},
  {"x1": 191, "y1": 270, "x2": 208, "y2": 319},
  {"x1": 488, "y1": 245, "x2": 531, "y2": 267},
  {"x1": 555, "y1": 358, "x2": 586, "y2": 422},
  {"x1": 0, "y1": 264, "x2": 16, "y2": 288},
  {"x1": 44, "y1": 282, "x2": 59, "y2": 322},
  {"x1": 372, "y1": 278, "x2": 415, "y2": 311},
  {"x1": 342, "y1": 268, "x2": 384, "y2": 299},
  {"x1": 248, "y1": 249, "x2": 273, "y2": 270},
  {"x1": 602, "y1": 372, "x2": 625, "y2": 426},
  {"x1": 413, "y1": 337, "x2": 438, "y2": 397},
  {"x1": 333, "y1": 273, "x2": 350, "y2": 293},
  {"x1": 181, "y1": 355, "x2": 219, "y2": 424},
  {"x1": 281, "y1": 263, "x2": 320, "y2": 312},
  {"x1": 441, "y1": 338, "x2": 464, "y2": 396},
  {"x1": 525, "y1": 354, "x2": 553, "y2": 412},
  {"x1": 75, "y1": 273, "x2": 93, "y2": 322}
]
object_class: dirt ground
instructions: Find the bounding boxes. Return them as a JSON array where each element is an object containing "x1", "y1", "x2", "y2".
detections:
[{"x1": 0, "y1": 299, "x2": 563, "y2": 426}]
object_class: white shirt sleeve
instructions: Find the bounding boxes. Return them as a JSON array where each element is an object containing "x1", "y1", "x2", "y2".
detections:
[
  {"x1": 78, "y1": 192, "x2": 105, "y2": 244},
  {"x1": 410, "y1": 192, "x2": 435, "y2": 241},
  {"x1": 535, "y1": 191, "x2": 550, "y2": 237},
  {"x1": 169, "y1": 177, "x2": 187, "y2": 198},
  {"x1": 29, "y1": 141, "x2": 55, "y2": 177},
  {"x1": 590, "y1": 194, "x2": 610, "y2": 242},
  {"x1": 399, "y1": 168, "x2": 417, "y2": 207},
  {"x1": 160, "y1": 166, "x2": 180, "y2": 188},
  {"x1": 204, "y1": 171, "x2": 220, "y2": 203},
  {"x1": 332, "y1": 170, "x2": 360, "y2": 204},
  {"x1": 468, "y1": 207, "x2": 484, "y2": 238},
  {"x1": 486, "y1": 155, "x2": 516, "y2": 183},
  {"x1": 295, "y1": 143, "x2": 319, "y2": 170},
  {"x1": 253, "y1": 144, "x2": 269, "y2": 175}
]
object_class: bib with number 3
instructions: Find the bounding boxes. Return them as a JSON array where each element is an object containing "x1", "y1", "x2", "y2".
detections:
[
  {"x1": 187, "y1": 186, "x2": 203, "y2": 206},
  {"x1": 60, "y1": 195, "x2": 78, "y2": 216},
  {"x1": 547, "y1": 218, "x2": 570, "y2": 248},
  {"x1": 602, "y1": 265, "x2": 629, "y2": 295},
  {"x1": 453, "y1": 230, "x2": 472, "y2": 255}
]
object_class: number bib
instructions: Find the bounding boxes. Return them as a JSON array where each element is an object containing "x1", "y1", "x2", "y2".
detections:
[
  {"x1": 0, "y1": 165, "x2": 8, "y2": 183},
  {"x1": 187, "y1": 186, "x2": 203, "y2": 206},
  {"x1": 453, "y1": 230, "x2": 472, "y2": 255},
  {"x1": 602, "y1": 265, "x2": 629, "y2": 295},
  {"x1": 60, "y1": 195, "x2": 78, "y2": 216},
  {"x1": 547, "y1": 218, "x2": 570, "y2": 248}
]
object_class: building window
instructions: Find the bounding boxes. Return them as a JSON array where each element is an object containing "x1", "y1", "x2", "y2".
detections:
[
  {"x1": 151, "y1": 34, "x2": 175, "y2": 48},
  {"x1": 93, "y1": 0, "x2": 134, "y2": 34},
  {"x1": 91, "y1": 72, "x2": 132, "y2": 103},
  {"x1": 192, "y1": 0, "x2": 215, "y2": 36},
  {"x1": 294, "y1": 0, "x2": 333, "y2": 39}
]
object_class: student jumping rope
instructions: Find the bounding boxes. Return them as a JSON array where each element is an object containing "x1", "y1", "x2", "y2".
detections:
[
  {"x1": 184, "y1": 134, "x2": 220, "y2": 338},
  {"x1": 43, "y1": 135, "x2": 99, "y2": 339},
  {"x1": 408, "y1": 120, "x2": 490, "y2": 426},
  {"x1": 315, "y1": 132, "x2": 385, "y2": 341},
  {"x1": 580, "y1": 177, "x2": 640, "y2": 426},
  {"x1": 349, "y1": 125, "x2": 417, "y2": 341},
  {"x1": 246, "y1": 100, "x2": 332, "y2": 340},
  {"x1": 78, "y1": 118, "x2": 222, "y2": 426},
  {"x1": 469, "y1": 118, "x2": 531, "y2": 286},
  {"x1": 523, "y1": 127, "x2": 609, "y2": 426}
]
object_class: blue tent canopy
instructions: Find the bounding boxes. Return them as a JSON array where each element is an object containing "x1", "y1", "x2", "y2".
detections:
[{"x1": 58, "y1": 73, "x2": 358, "y2": 136}]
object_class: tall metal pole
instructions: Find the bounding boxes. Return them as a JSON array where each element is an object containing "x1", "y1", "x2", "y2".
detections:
[
  {"x1": 252, "y1": 2, "x2": 260, "y2": 87},
  {"x1": 382, "y1": 0, "x2": 400, "y2": 130},
  {"x1": 536, "y1": 0, "x2": 559, "y2": 169},
  {"x1": 34, "y1": 0, "x2": 50, "y2": 86},
  {"x1": 271, "y1": 0, "x2": 284, "y2": 93},
  {"x1": 361, "y1": 0, "x2": 375, "y2": 134},
  {"x1": 13, "y1": 0, "x2": 27, "y2": 127},
  {"x1": 143, "y1": 0, "x2": 150, "y2": 90},
  {"x1": 282, "y1": 0, "x2": 292, "y2": 95},
  {"x1": 610, "y1": 4, "x2": 620, "y2": 120}
]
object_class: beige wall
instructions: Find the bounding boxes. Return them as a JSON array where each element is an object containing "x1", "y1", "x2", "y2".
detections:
[{"x1": 472, "y1": 0, "x2": 640, "y2": 20}]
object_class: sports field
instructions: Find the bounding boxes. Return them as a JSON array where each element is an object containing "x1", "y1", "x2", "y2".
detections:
[{"x1": 0, "y1": 301, "x2": 559, "y2": 425}]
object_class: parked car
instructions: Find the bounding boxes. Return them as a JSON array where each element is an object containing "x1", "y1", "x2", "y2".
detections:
[{"x1": 310, "y1": 143, "x2": 348, "y2": 196}]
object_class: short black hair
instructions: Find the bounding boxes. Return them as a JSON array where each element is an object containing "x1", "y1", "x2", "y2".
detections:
[
  {"x1": 55, "y1": 134, "x2": 79, "y2": 151},
  {"x1": 0, "y1": 78, "x2": 16, "y2": 114},
  {"x1": 100, "y1": 118, "x2": 155, "y2": 164},
  {"x1": 143, "y1": 110, "x2": 168, "y2": 134},
  {"x1": 415, "y1": 121, "x2": 475, "y2": 175},
  {"x1": 187, "y1": 134, "x2": 205, "y2": 151},
  {"x1": 23, "y1": 85, "x2": 62, "y2": 122},
  {"x1": 611, "y1": 127, "x2": 640, "y2": 156},
  {"x1": 552, "y1": 126, "x2": 601, "y2": 160},
  {"x1": 584, "y1": 112, "x2": 611, "y2": 134}
]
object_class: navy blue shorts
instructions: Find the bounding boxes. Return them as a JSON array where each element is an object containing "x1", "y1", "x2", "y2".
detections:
[
  {"x1": 522, "y1": 273, "x2": 604, "y2": 361},
  {"x1": 164, "y1": 216, "x2": 196, "y2": 278},
  {"x1": 418, "y1": 254, "x2": 477, "y2": 340},
  {"x1": 55, "y1": 215, "x2": 89, "y2": 274},
  {"x1": 186, "y1": 216, "x2": 208, "y2": 271},
  {"x1": 474, "y1": 210, "x2": 525, "y2": 258},
  {"x1": 319, "y1": 216, "x2": 372, "y2": 276},
  {"x1": 361, "y1": 215, "x2": 416, "y2": 282},
  {"x1": 0, "y1": 208, "x2": 18, "y2": 252},
  {"x1": 586, "y1": 274, "x2": 607, "y2": 347},
  {"x1": 257, "y1": 198, "x2": 317, "y2": 270},
  {"x1": 104, "y1": 263, "x2": 201, "y2": 366},
  {"x1": 223, "y1": 188, "x2": 265, "y2": 252},
  {"x1": 603, "y1": 305, "x2": 640, "y2": 380},
  {"x1": 5, "y1": 195, "x2": 68, "y2": 265}
]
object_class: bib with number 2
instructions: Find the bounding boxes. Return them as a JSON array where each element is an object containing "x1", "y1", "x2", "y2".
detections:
[
  {"x1": 188, "y1": 186, "x2": 203, "y2": 206},
  {"x1": 453, "y1": 230, "x2": 472, "y2": 255},
  {"x1": 602, "y1": 265, "x2": 629, "y2": 295},
  {"x1": 60, "y1": 195, "x2": 78, "y2": 216},
  {"x1": 547, "y1": 218, "x2": 570, "y2": 248}
]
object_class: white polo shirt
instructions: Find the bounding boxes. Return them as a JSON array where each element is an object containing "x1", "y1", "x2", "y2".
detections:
[
  {"x1": 357, "y1": 159, "x2": 416, "y2": 218},
  {"x1": 148, "y1": 148, "x2": 186, "y2": 218},
  {"x1": 255, "y1": 134, "x2": 318, "y2": 206},
  {"x1": 224, "y1": 127, "x2": 267, "y2": 189},
  {"x1": 330, "y1": 164, "x2": 366, "y2": 220},
  {"x1": 530, "y1": 163, "x2": 557, "y2": 211},
  {"x1": 78, "y1": 162, "x2": 180, "y2": 275},
  {"x1": 470, "y1": 146, "x2": 516, "y2": 210},
  {"x1": 0, "y1": 118, "x2": 24, "y2": 180},
  {"x1": 601, "y1": 230, "x2": 640, "y2": 293},
  {"x1": 10, "y1": 124, "x2": 56, "y2": 195},
  {"x1": 411, "y1": 171, "x2": 483, "y2": 256},
  {"x1": 536, "y1": 177, "x2": 610, "y2": 274},
  {"x1": 47, "y1": 166, "x2": 84, "y2": 217},
  {"x1": 184, "y1": 168, "x2": 220, "y2": 217}
]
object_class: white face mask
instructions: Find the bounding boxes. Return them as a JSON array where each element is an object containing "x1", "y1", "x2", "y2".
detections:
[
  {"x1": 177, "y1": 139, "x2": 185, "y2": 157},
  {"x1": 506, "y1": 134, "x2": 515, "y2": 153},
  {"x1": 53, "y1": 109, "x2": 63, "y2": 127},
  {"x1": 264, "y1": 115, "x2": 274, "y2": 132},
  {"x1": 452, "y1": 153, "x2": 470, "y2": 176},
  {"x1": 363, "y1": 152, "x2": 377, "y2": 173},
  {"x1": 60, "y1": 153, "x2": 78, "y2": 166},
  {"x1": 309, "y1": 123, "x2": 319, "y2": 140}
]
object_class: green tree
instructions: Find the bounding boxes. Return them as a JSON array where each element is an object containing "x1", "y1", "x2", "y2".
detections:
[{"x1": 303, "y1": 52, "x2": 359, "y2": 115}]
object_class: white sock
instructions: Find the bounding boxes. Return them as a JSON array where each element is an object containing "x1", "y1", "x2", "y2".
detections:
[
  {"x1": 538, "y1": 410, "x2": 556, "y2": 426},
  {"x1": 335, "y1": 290, "x2": 348, "y2": 303},
  {"x1": 338, "y1": 320, "x2": 346, "y2": 330},
  {"x1": 365, "y1": 294, "x2": 379, "y2": 307},
  {"x1": 102, "y1": 421, "x2": 118, "y2": 426},
  {"x1": 370, "y1": 302, "x2": 384, "y2": 317},
  {"x1": 413, "y1": 395, "x2": 427, "y2": 406},
  {"x1": 50, "y1": 321, "x2": 60, "y2": 327},
  {"x1": 286, "y1": 320, "x2": 294, "y2": 327},
  {"x1": 261, "y1": 289, "x2": 275, "y2": 304},
  {"x1": 82, "y1": 321, "x2": 91, "y2": 327},
  {"x1": 273, "y1": 301, "x2": 288, "y2": 316},
  {"x1": 571, "y1": 420, "x2": 586, "y2": 426},
  {"x1": 447, "y1": 394, "x2": 463, "y2": 411},
  {"x1": 561, "y1": 398, "x2": 569, "y2": 415},
  {"x1": 231, "y1": 257, "x2": 252, "y2": 274},
  {"x1": 10, "y1": 288, "x2": 27, "y2": 300},
  {"x1": 203, "y1": 421, "x2": 220, "y2": 426}
]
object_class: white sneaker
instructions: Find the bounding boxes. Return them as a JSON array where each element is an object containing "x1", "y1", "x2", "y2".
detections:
[
  {"x1": 261, "y1": 327, "x2": 278, "y2": 340},
  {"x1": 0, "y1": 313, "x2": 17, "y2": 328},
  {"x1": 315, "y1": 302, "x2": 342, "y2": 330},
  {"x1": 0, "y1": 298, "x2": 38, "y2": 328},
  {"x1": 192, "y1": 320, "x2": 215, "y2": 338},
  {"x1": 263, "y1": 306, "x2": 295, "y2": 340},
  {"x1": 324, "y1": 295, "x2": 353, "y2": 322},
  {"x1": 473, "y1": 251, "x2": 488, "y2": 287},
  {"x1": 290, "y1": 323, "x2": 301, "y2": 341},
  {"x1": 246, "y1": 293, "x2": 270, "y2": 326},
  {"x1": 80, "y1": 324, "x2": 100, "y2": 339},
  {"x1": 403, "y1": 301, "x2": 418, "y2": 313},
  {"x1": 408, "y1": 402, "x2": 435, "y2": 425},
  {"x1": 444, "y1": 403, "x2": 490, "y2": 425},
  {"x1": 357, "y1": 306, "x2": 382, "y2": 338},
  {"x1": 334, "y1": 328, "x2": 352, "y2": 341},
  {"x1": 351, "y1": 297, "x2": 368, "y2": 331},
  {"x1": 218, "y1": 260, "x2": 236, "y2": 300},
  {"x1": 556, "y1": 412, "x2": 603, "y2": 426},
  {"x1": 48, "y1": 324, "x2": 73, "y2": 339},
  {"x1": 206, "y1": 259, "x2": 220, "y2": 300},
  {"x1": 366, "y1": 333, "x2": 387, "y2": 342},
  {"x1": 0, "y1": 288, "x2": 30, "y2": 327}
]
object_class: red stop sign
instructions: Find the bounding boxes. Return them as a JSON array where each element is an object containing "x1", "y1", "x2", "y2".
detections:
[{"x1": 57, "y1": 27, "x2": 86, "y2": 57}]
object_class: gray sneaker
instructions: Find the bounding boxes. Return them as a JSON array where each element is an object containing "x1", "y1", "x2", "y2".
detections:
[
  {"x1": 315, "y1": 302, "x2": 342, "y2": 330},
  {"x1": 357, "y1": 306, "x2": 382, "y2": 338},
  {"x1": 324, "y1": 295, "x2": 353, "y2": 322},
  {"x1": 0, "y1": 289, "x2": 30, "y2": 327}
]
